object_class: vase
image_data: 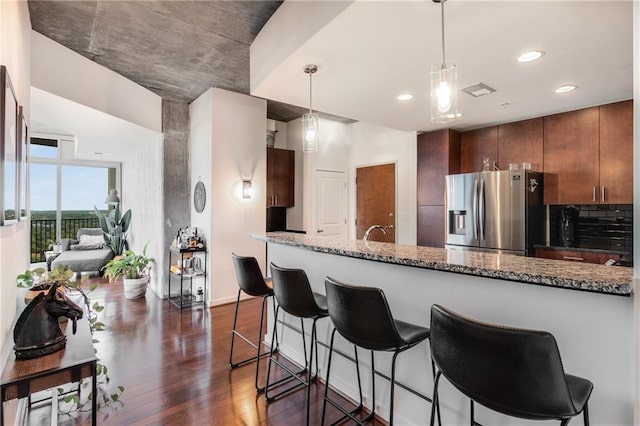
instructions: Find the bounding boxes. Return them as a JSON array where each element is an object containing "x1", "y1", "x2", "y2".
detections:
[{"x1": 123, "y1": 277, "x2": 148, "y2": 299}]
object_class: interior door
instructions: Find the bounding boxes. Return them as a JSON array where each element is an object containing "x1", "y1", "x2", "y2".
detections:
[
  {"x1": 314, "y1": 170, "x2": 347, "y2": 237},
  {"x1": 356, "y1": 163, "x2": 395, "y2": 243}
]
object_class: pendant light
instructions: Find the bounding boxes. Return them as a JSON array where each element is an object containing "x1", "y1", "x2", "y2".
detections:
[
  {"x1": 302, "y1": 64, "x2": 319, "y2": 152},
  {"x1": 430, "y1": 0, "x2": 458, "y2": 123}
]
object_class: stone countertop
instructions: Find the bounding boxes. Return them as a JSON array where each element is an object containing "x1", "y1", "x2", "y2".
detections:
[
  {"x1": 533, "y1": 244, "x2": 629, "y2": 255},
  {"x1": 252, "y1": 232, "x2": 634, "y2": 296}
]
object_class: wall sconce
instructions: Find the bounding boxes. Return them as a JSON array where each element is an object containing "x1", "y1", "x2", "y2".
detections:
[
  {"x1": 242, "y1": 180, "x2": 253, "y2": 199},
  {"x1": 105, "y1": 189, "x2": 120, "y2": 205}
]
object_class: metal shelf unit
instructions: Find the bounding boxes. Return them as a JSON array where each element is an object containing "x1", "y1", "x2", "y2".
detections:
[{"x1": 168, "y1": 246, "x2": 207, "y2": 310}]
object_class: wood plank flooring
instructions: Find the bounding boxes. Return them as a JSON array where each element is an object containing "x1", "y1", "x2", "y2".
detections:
[{"x1": 20, "y1": 279, "x2": 385, "y2": 425}]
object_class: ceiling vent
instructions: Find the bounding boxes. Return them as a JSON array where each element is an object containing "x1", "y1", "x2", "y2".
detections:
[{"x1": 462, "y1": 83, "x2": 496, "y2": 97}]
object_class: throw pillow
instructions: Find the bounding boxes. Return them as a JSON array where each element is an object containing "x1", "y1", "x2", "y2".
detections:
[
  {"x1": 79, "y1": 234, "x2": 105, "y2": 246},
  {"x1": 71, "y1": 242, "x2": 106, "y2": 250}
]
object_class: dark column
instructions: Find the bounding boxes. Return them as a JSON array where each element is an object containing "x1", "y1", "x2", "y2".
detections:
[{"x1": 162, "y1": 99, "x2": 190, "y2": 295}]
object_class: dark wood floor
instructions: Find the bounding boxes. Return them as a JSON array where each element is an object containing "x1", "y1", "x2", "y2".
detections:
[{"x1": 21, "y1": 279, "x2": 385, "y2": 425}]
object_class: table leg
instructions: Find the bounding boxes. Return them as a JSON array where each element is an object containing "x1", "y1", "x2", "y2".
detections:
[
  {"x1": 91, "y1": 361, "x2": 97, "y2": 425},
  {"x1": 1, "y1": 387, "x2": 5, "y2": 426}
]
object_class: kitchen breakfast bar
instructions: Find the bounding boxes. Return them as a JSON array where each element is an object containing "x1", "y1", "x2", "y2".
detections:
[{"x1": 253, "y1": 232, "x2": 634, "y2": 425}]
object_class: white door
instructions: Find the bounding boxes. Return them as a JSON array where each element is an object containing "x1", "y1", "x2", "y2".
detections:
[{"x1": 314, "y1": 170, "x2": 347, "y2": 238}]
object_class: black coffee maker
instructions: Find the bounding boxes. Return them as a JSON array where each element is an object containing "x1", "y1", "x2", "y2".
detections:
[{"x1": 559, "y1": 207, "x2": 579, "y2": 247}]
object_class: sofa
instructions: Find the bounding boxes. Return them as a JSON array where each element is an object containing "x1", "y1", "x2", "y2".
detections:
[{"x1": 51, "y1": 228, "x2": 114, "y2": 275}]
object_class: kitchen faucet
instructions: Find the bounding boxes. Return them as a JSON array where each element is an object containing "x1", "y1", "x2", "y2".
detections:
[{"x1": 363, "y1": 225, "x2": 389, "y2": 241}]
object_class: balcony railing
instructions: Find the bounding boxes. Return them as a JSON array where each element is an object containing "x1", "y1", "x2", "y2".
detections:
[{"x1": 31, "y1": 217, "x2": 101, "y2": 263}]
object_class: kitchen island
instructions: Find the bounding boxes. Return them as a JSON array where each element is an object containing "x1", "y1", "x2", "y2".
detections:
[{"x1": 253, "y1": 232, "x2": 634, "y2": 425}]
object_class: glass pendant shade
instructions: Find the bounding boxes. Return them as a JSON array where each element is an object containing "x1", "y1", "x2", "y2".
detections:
[
  {"x1": 430, "y1": 63, "x2": 458, "y2": 123},
  {"x1": 301, "y1": 112, "x2": 319, "y2": 152}
]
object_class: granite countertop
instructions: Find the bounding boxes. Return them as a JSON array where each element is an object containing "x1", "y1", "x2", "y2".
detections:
[
  {"x1": 253, "y1": 232, "x2": 634, "y2": 296},
  {"x1": 534, "y1": 244, "x2": 629, "y2": 255}
]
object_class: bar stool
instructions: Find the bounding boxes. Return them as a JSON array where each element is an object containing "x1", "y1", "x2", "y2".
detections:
[
  {"x1": 229, "y1": 253, "x2": 277, "y2": 393},
  {"x1": 322, "y1": 277, "x2": 437, "y2": 426},
  {"x1": 265, "y1": 263, "x2": 329, "y2": 426},
  {"x1": 429, "y1": 304, "x2": 593, "y2": 426}
]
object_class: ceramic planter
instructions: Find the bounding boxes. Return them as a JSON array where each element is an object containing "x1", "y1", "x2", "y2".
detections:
[{"x1": 123, "y1": 277, "x2": 148, "y2": 299}]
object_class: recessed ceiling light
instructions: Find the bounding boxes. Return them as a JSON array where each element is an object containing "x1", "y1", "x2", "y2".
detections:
[
  {"x1": 516, "y1": 50, "x2": 544, "y2": 63},
  {"x1": 447, "y1": 112, "x2": 463, "y2": 119},
  {"x1": 554, "y1": 84, "x2": 578, "y2": 94},
  {"x1": 397, "y1": 93, "x2": 413, "y2": 101}
]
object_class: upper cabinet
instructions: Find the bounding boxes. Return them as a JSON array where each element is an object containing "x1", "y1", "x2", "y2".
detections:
[
  {"x1": 497, "y1": 118, "x2": 543, "y2": 171},
  {"x1": 460, "y1": 127, "x2": 498, "y2": 173},
  {"x1": 543, "y1": 101, "x2": 633, "y2": 205},
  {"x1": 599, "y1": 100, "x2": 633, "y2": 204},
  {"x1": 266, "y1": 147, "x2": 295, "y2": 207},
  {"x1": 417, "y1": 129, "x2": 461, "y2": 206}
]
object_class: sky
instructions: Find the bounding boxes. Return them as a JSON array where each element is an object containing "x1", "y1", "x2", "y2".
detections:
[{"x1": 29, "y1": 144, "x2": 110, "y2": 211}]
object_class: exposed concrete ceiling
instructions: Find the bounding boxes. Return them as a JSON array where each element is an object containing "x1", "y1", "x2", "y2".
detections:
[{"x1": 28, "y1": 0, "x2": 355, "y2": 124}]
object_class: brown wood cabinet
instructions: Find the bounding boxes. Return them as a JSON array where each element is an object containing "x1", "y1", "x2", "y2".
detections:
[
  {"x1": 497, "y1": 118, "x2": 543, "y2": 171},
  {"x1": 417, "y1": 205, "x2": 445, "y2": 247},
  {"x1": 535, "y1": 247, "x2": 622, "y2": 265},
  {"x1": 543, "y1": 107, "x2": 600, "y2": 204},
  {"x1": 599, "y1": 100, "x2": 633, "y2": 204},
  {"x1": 266, "y1": 147, "x2": 294, "y2": 207},
  {"x1": 417, "y1": 129, "x2": 461, "y2": 205},
  {"x1": 460, "y1": 126, "x2": 497, "y2": 173},
  {"x1": 544, "y1": 102, "x2": 633, "y2": 205},
  {"x1": 416, "y1": 129, "x2": 460, "y2": 247}
]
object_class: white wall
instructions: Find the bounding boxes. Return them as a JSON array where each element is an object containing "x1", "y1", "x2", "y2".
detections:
[
  {"x1": 121, "y1": 141, "x2": 164, "y2": 297},
  {"x1": 31, "y1": 31, "x2": 161, "y2": 133},
  {"x1": 348, "y1": 122, "x2": 417, "y2": 245},
  {"x1": 190, "y1": 88, "x2": 267, "y2": 305},
  {"x1": 0, "y1": 0, "x2": 31, "y2": 360}
]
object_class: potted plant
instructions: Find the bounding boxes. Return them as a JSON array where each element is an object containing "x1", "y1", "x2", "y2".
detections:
[
  {"x1": 94, "y1": 204, "x2": 131, "y2": 256},
  {"x1": 102, "y1": 243, "x2": 153, "y2": 299}
]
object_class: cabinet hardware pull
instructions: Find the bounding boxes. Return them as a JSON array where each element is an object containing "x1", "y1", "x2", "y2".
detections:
[
  {"x1": 563, "y1": 256, "x2": 584, "y2": 261},
  {"x1": 275, "y1": 196, "x2": 278, "y2": 205},
  {"x1": 592, "y1": 186, "x2": 596, "y2": 202},
  {"x1": 317, "y1": 229, "x2": 324, "y2": 233},
  {"x1": 601, "y1": 186, "x2": 605, "y2": 203}
]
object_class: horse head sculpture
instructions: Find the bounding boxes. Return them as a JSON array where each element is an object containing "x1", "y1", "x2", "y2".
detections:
[{"x1": 13, "y1": 283, "x2": 84, "y2": 359}]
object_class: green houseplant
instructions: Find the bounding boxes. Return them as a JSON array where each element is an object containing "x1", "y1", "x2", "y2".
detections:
[
  {"x1": 94, "y1": 204, "x2": 131, "y2": 256},
  {"x1": 102, "y1": 243, "x2": 153, "y2": 299}
]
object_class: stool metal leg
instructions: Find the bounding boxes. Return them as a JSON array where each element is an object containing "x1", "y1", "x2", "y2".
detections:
[
  {"x1": 583, "y1": 402, "x2": 590, "y2": 426},
  {"x1": 389, "y1": 350, "x2": 401, "y2": 426},
  {"x1": 265, "y1": 308, "x2": 316, "y2": 403},
  {"x1": 470, "y1": 400, "x2": 474, "y2": 426},
  {"x1": 322, "y1": 330, "x2": 367, "y2": 426},
  {"x1": 430, "y1": 370, "x2": 442, "y2": 426}
]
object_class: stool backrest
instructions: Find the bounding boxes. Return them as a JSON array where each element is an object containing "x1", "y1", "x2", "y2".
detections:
[
  {"x1": 325, "y1": 277, "x2": 402, "y2": 351},
  {"x1": 270, "y1": 263, "x2": 325, "y2": 318},
  {"x1": 430, "y1": 304, "x2": 578, "y2": 420},
  {"x1": 232, "y1": 254, "x2": 271, "y2": 297}
]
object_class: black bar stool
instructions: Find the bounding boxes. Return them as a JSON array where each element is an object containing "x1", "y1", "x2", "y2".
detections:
[
  {"x1": 322, "y1": 277, "x2": 437, "y2": 426},
  {"x1": 265, "y1": 263, "x2": 329, "y2": 426},
  {"x1": 229, "y1": 253, "x2": 278, "y2": 393},
  {"x1": 429, "y1": 304, "x2": 593, "y2": 426}
]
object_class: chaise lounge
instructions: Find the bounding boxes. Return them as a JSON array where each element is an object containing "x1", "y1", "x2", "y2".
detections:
[{"x1": 51, "y1": 228, "x2": 114, "y2": 276}]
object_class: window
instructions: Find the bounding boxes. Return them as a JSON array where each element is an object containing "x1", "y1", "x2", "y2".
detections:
[{"x1": 29, "y1": 135, "x2": 120, "y2": 262}]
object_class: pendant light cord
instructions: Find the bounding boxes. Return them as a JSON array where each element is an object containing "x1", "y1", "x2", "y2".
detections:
[
  {"x1": 440, "y1": 0, "x2": 446, "y2": 69},
  {"x1": 309, "y1": 72, "x2": 313, "y2": 114}
]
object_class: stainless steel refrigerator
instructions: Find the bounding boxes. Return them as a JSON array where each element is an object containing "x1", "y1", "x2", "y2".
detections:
[{"x1": 445, "y1": 170, "x2": 544, "y2": 256}]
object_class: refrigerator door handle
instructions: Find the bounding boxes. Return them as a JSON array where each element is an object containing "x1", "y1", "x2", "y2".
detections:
[
  {"x1": 479, "y1": 178, "x2": 485, "y2": 241},
  {"x1": 473, "y1": 178, "x2": 479, "y2": 240}
]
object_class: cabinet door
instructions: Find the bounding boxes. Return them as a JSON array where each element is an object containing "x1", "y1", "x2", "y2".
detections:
[
  {"x1": 543, "y1": 107, "x2": 599, "y2": 204},
  {"x1": 599, "y1": 100, "x2": 633, "y2": 204},
  {"x1": 267, "y1": 148, "x2": 295, "y2": 207},
  {"x1": 417, "y1": 205, "x2": 445, "y2": 248},
  {"x1": 417, "y1": 130, "x2": 460, "y2": 206},
  {"x1": 497, "y1": 118, "x2": 543, "y2": 171},
  {"x1": 535, "y1": 248, "x2": 621, "y2": 265},
  {"x1": 460, "y1": 127, "x2": 498, "y2": 173}
]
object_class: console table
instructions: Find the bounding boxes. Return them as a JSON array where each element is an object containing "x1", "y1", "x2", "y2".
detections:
[{"x1": 0, "y1": 314, "x2": 97, "y2": 425}]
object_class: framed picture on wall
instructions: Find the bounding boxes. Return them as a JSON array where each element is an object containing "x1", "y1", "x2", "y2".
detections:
[
  {"x1": 18, "y1": 105, "x2": 28, "y2": 220},
  {"x1": 1, "y1": 65, "x2": 18, "y2": 226}
]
